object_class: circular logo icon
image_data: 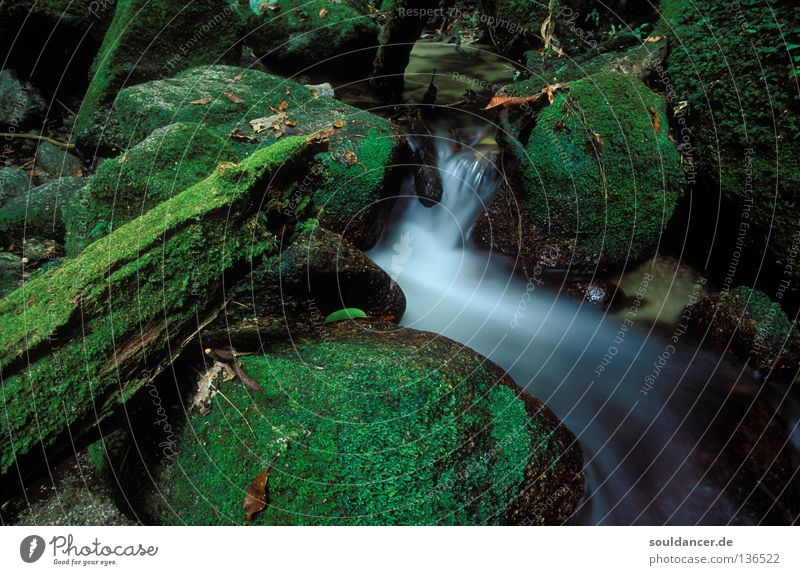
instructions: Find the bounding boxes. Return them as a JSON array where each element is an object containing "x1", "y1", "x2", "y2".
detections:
[{"x1": 20, "y1": 535, "x2": 46, "y2": 563}]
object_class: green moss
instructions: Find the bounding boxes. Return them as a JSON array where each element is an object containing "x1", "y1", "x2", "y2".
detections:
[
  {"x1": 657, "y1": 0, "x2": 800, "y2": 279},
  {"x1": 74, "y1": 0, "x2": 247, "y2": 144},
  {"x1": 513, "y1": 70, "x2": 682, "y2": 269},
  {"x1": 64, "y1": 123, "x2": 235, "y2": 255},
  {"x1": 149, "y1": 326, "x2": 582, "y2": 525},
  {"x1": 0, "y1": 135, "x2": 315, "y2": 474},
  {"x1": 246, "y1": 0, "x2": 378, "y2": 75},
  {"x1": 694, "y1": 286, "x2": 800, "y2": 374},
  {"x1": 79, "y1": 64, "x2": 400, "y2": 246}
]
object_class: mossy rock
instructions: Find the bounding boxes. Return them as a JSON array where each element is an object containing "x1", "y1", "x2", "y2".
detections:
[
  {"x1": 690, "y1": 286, "x2": 799, "y2": 375},
  {"x1": 656, "y1": 0, "x2": 800, "y2": 282},
  {"x1": 245, "y1": 0, "x2": 378, "y2": 78},
  {"x1": 204, "y1": 228, "x2": 405, "y2": 346},
  {"x1": 0, "y1": 135, "x2": 321, "y2": 476},
  {"x1": 0, "y1": 177, "x2": 85, "y2": 246},
  {"x1": 79, "y1": 65, "x2": 401, "y2": 247},
  {"x1": 74, "y1": 0, "x2": 248, "y2": 144},
  {"x1": 485, "y1": 71, "x2": 682, "y2": 271},
  {"x1": 64, "y1": 123, "x2": 235, "y2": 255},
  {"x1": 143, "y1": 322, "x2": 583, "y2": 525},
  {"x1": 0, "y1": 167, "x2": 30, "y2": 207}
]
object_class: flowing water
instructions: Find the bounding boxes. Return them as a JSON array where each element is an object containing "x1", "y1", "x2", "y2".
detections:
[{"x1": 368, "y1": 129, "x2": 799, "y2": 525}]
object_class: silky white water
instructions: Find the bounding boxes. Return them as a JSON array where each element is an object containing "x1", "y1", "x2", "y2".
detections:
[{"x1": 368, "y1": 132, "x2": 789, "y2": 525}]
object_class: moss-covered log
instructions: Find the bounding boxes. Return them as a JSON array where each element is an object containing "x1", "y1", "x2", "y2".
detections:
[{"x1": 0, "y1": 135, "x2": 324, "y2": 476}]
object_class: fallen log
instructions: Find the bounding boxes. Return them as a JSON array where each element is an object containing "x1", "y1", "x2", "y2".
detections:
[{"x1": 0, "y1": 134, "x2": 325, "y2": 477}]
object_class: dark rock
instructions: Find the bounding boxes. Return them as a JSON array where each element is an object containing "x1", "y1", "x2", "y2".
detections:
[
  {"x1": 564, "y1": 280, "x2": 628, "y2": 312},
  {"x1": 689, "y1": 287, "x2": 799, "y2": 375},
  {"x1": 136, "y1": 321, "x2": 584, "y2": 525},
  {"x1": 205, "y1": 228, "x2": 406, "y2": 347},
  {"x1": 245, "y1": 0, "x2": 378, "y2": 80},
  {"x1": 0, "y1": 251, "x2": 25, "y2": 296},
  {"x1": 32, "y1": 141, "x2": 83, "y2": 181},
  {"x1": 0, "y1": 69, "x2": 46, "y2": 128},
  {"x1": 0, "y1": 166, "x2": 30, "y2": 206},
  {"x1": 0, "y1": 176, "x2": 84, "y2": 246}
]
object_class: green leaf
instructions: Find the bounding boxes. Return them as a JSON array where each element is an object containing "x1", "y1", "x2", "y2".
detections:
[{"x1": 324, "y1": 308, "x2": 367, "y2": 324}]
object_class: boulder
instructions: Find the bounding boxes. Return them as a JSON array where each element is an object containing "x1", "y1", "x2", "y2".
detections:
[
  {"x1": 0, "y1": 69, "x2": 46, "y2": 128},
  {"x1": 74, "y1": 0, "x2": 247, "y2": 143},
  {"x1": 689, "y1": 287, "x2": 799, "y2": 375},
  {"x1": 31, "y1": 141, "x2": 83, "y2": 181},
  {"x1": 139, "y1": 321, "x2": 584, "y2": 525},
  {"x1": 246, "y1": 0, "x2": 379, "y2": 79},
  {"x1": 0, "y1": 176, "x2": 85, "y2": 246},
  {"x1": 0, "y1": 166, "x2": 30, "y2": 206},
  {"x1": 78, "y1": 64, "x2": 402, "y2": 248},
  {"x1": 0, "y1": 135, "x2": 322, "y2": 477},
  {"x1": 204, "y1": 228, "x2": 406, "y2": 346},
  {"x1": 64, "y1": 123, "x2": 235, "y2": 255},
  {"x1": 480, "y1": 71, "x2": 683, "y2": 272},
  {"x1": 656, "y1": 0, "x2": 800, "y2": 285}
]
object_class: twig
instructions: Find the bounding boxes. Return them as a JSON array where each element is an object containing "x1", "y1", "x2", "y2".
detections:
[
  {"x1": 210, "y1": 384, "x2": 255, "y2": 436},
  {"x1": 0, "y1": 132, "x2": 75, "y2": 149}
]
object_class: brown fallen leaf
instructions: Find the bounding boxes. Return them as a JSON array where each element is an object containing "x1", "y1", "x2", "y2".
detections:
[
  {"x1": 644, "y1": 35, "x2": 663, "y2": 43},
  {"x1": 332, "y1": 120, "x2": 345, "y2": 129},
  {"x1": 319, "y1": 7, "x2": 328, "y2": 17},
  {"x1": 284, "y1": 118, "x2": 297, "y2": 127},
  {"x1": 243, "y1": 466, "x2": 271, "y2": 521},
  {"x1": 223, "y1": 91, "x2": 244, "y2": 104},
  {"x1": 484, "y1": 93, "x2": 542, "y2": 110},
  {"x1": 259, "y1": 2, "x2": 279, "y2": 12},
  {"x1": 648, "y1": 106, "x2": 660, "y2": 132},
  {"x1": 190, "y1": 97, "x2": 211, "y2": 105},
  {"x1": 218, "y1": 161, "x2": 238, "y2": 175},
  {"x1": 229, "y1": 129, "x2": 257, "y2": 143},
  {"x1": 278, "y1": 100, "x2": 289, "y2": 112},
  {"x1": 274, "y1": 130, "x2": 284, "y2": 139},
  {"x1": 309, "y1": 88, "x2": 319, "y2": 99},
  {"x1": 343, "y1": 150, "x2": 358, "y2": 166},
  {"x1": 227, "y1": 73, "x2": 246, "y2": 84}
]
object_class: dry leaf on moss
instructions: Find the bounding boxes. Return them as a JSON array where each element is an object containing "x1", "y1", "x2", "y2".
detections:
[{"x1": 243, "y1": 466, "x2": 271, "y2": 521}]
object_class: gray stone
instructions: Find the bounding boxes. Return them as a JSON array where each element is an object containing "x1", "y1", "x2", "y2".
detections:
[
  {"x1": 33, "y1": 141, "x2": 83, "y2": 180},
  {"x1": 0, "y1": 166, "x2": 30, "y2": 206},
  {"x1": 0, "y1": 69, "x2": 46, "y2": 128}
]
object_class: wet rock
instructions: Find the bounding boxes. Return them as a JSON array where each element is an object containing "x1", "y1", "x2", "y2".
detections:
[
  {"x1": 136, "y1": 321, "x2": 584, "y2": 525},
  {"x1": 205, "y1": 228, "x2": 406, "y2": 347},
  {"x1": 20, "y1": 237, "x2": 60, "y2": 264},
  {"x1": 0, "y1": 69, "x2": 46, "y2": 128},
  {"x1": 0, "y1": 166, "x2": 30, "y2": 206},
  {"x1": 245, "y1": 0, "x2": 378, "y2": 79},
  {"x1": 689, "y1": 287, "x2": 799, "y2": 375},
  {"x1": 564, "y1": 280, "x2": 627, "y2": 312},
  {"x1": 32, "y1": 141, "x2": 83, "y2": 180},
  {"x1": 0, "y1": 176, "x2": 84, "y2": 246},
  {"x1": 0, "y1": 251, "x2": 25, "y2": 296}
]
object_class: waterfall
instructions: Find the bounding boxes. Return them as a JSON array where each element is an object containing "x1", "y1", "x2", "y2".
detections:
[{"x1": 368, "y1": 130, "x2": 796, "y2": 525}]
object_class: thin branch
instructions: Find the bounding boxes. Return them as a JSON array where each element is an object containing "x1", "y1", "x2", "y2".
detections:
[{"x1": 0, "y1": 132, "x2": 75, "y2": 149}]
